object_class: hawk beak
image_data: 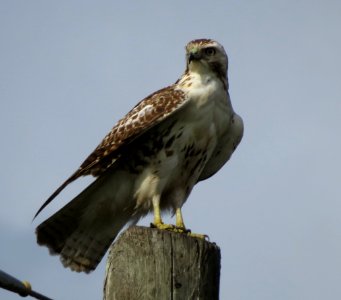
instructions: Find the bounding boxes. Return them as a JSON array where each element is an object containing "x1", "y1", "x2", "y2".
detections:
[{"x1": 188, "y1": 50, "x2": 201, "y2": 64}]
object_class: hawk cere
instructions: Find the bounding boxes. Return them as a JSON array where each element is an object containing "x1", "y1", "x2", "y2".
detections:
[{"x1": 35, "y1": 39, "x2": 244, "y2": 273}]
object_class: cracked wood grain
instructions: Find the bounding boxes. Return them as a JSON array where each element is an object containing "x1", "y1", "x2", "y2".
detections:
[{"x1": 104, "y1": 226, "x2": 220, "y2": 300}]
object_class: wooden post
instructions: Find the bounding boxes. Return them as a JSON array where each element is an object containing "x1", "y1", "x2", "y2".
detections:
[{"x1": 103, "y1": 226, "x2": 221, "y2": 300}]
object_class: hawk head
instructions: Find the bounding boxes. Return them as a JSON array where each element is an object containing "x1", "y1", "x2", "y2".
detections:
[{"x1": 185, "y1": 39, "x2": 228, "y2": 81}]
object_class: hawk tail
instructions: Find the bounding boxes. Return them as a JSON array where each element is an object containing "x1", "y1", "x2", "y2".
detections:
[
  {"x1": 36, "y1": 173, "x2": 134, "y2": 272},
  {"x1": 36, "y1": 201, "x2": 130, "y2": 272}
]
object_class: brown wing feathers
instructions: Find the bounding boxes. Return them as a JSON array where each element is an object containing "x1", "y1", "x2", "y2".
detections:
[{"x1": 34, "y1": 86, "x2": 187, "y2": 219}]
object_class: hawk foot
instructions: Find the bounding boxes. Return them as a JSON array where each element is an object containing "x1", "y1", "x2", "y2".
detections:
[
  {"x1": 150, "y1": 222, "x2": 190, "y2": 234},
  {"x1": 150, "y1": 222, "x2": 208, "y2": 240}
]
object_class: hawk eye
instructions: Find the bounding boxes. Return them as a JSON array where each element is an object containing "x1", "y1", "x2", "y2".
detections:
[{"x1": 205, "y1": 47, "x2": 216, "y2": 56}]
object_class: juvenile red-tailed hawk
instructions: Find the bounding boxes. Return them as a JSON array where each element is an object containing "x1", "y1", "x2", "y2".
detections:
[{"x1": 35, "y1": 38, "x2": 243, "y2": 273}]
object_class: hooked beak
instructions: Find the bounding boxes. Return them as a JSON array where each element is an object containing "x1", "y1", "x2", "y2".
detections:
[{"x1": 188, "y1": 49, "x2": 201, "y2": 64}]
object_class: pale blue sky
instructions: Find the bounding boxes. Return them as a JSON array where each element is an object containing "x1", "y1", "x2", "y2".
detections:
[{"x1": 1, "y1": 1, "x2": 341, "y2": 299}]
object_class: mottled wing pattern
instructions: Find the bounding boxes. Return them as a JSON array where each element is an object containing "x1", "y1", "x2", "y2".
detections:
[
  {"x1": 80, "y1": 86, "x2": 187, "y2": 176},
  {"x1": 34, "y1": 86, "x2": 188, "y2": 218}
]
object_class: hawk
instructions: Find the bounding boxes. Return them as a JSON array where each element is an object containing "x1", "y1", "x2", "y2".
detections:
[{"x1": 35, "y1": 39, "x2": 244, "y2": 273}]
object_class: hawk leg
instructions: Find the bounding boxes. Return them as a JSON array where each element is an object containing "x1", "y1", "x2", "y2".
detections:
[
  {"x1": 151, "y1": 196, "x2": 207, "y2": 239},
  {"x1": 175, "y1": 207, "x2": 208, "y2": 239},
  {"x1": 150, "y1": 195, "x2": 185, "y2": 232}
]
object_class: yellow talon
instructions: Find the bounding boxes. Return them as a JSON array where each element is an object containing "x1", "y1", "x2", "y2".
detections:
[
  {"x1": 150, "y1": 221, "x2": 187, "y2": 233},
  {"x1": 151, "y1": 221, "x2": 175, "y2": 231},
  {"x1": 151, "y1": 197, "x2": 208, "y2": 238}
]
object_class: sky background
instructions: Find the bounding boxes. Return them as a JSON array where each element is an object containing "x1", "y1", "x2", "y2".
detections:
[{"x1": 1, "y1": 1, "x2": 341, "y2": 299}]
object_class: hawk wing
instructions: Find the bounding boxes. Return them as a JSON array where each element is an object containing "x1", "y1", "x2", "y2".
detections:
[{"x1": 34, "y1": 86, "x2": 188, "y2": 218}]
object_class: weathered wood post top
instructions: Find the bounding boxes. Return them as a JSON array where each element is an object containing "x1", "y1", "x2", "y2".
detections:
[{"x1": 104, "y1": 226, "x2": 221, "y2": 300}]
